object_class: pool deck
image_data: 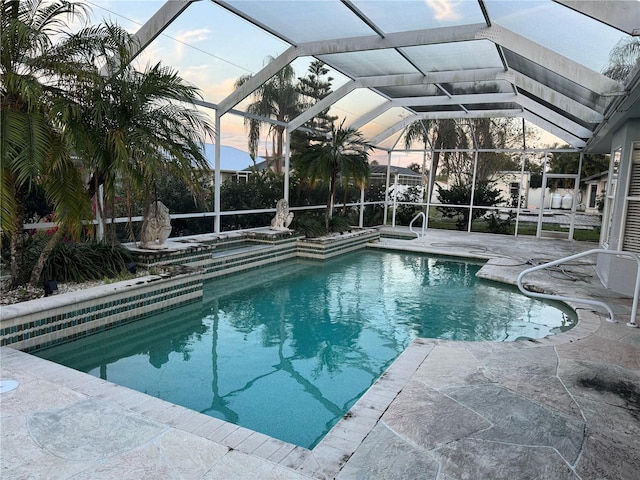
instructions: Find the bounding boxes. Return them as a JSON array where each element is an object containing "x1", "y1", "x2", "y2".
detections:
[{"x1": 2, "y1": 230, "x2": 639, "y2": 479}]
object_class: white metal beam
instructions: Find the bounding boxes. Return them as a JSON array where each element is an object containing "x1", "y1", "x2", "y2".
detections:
[
  {"x1": 515, "y1": 96, "x2": 593, "y2": 139},
  {"x1": 521, "y1": 111, "x2": 587, "y2": 148},
  {"x1": 291, "y1": 69, "x2": 508, "y2": 131},
  {"x1": 217, "y1": 24, "x2": 488, "y2": 114},
  {"x1": 391, "y1": 92, "x2": 517, "y2": 108},
  {"x1": 130, "y1": 0, "x2": 200, "y2": 61}
]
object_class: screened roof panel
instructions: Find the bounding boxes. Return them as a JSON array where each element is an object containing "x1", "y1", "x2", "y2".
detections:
[
  {"x1": 517, "y1": 89, "x2": 599, "y2": 132},
  {"x1": 503, "y1": 49, "x2": 605, "y2": 113},
  {"x1": 412, "y1": 104, "x2": 468, "y2": 113},
  {"x1": 465, "y1": 102, "x2": 521, "y2": 111},
  {"x1": 219, "y1": 0, "x2": 376, "y2": 43},
  {"x1": 401, "y1": 41, "x2": 504, "y2": 73},
  {"x1": 350, "y1": 0, "x2": 486, "y2": 33},
  {"x1": 317, "y1": 50, "x2": 417, "y2": 77},
  {"x1": 327, "y1": 88, "x2": 388, "y2": 125},
  {"x1": 485, "y1": 0, "x2": 630, "y2": 73}
]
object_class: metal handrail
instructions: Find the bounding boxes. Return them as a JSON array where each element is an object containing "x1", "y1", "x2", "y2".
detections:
[
  {"x1": 517, "y1": 248, "x2": 639, "y2": 327},
  {"x1": 409, "y1": 212, "x2": 426, "y2": 241}
]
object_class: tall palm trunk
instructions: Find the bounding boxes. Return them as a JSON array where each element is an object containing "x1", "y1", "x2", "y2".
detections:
[
  {"x1": 29, "y1": 228, "x2": 64, "y2": 287},
  {"x1": 9, "y1": 216, "x2": 24, "y2": 288}
]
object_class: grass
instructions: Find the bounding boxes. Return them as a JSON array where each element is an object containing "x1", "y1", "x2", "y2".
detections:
[{"x1": 398, "y1": 214, "x2": 601, "y2": 242}]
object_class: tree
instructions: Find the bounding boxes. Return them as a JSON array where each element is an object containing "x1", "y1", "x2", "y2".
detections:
[
  {"x1": 236, "y1": 57, "x2": 300, "y2": 173},
  {"x1": 1, "y1": 0, "x2": 112, "y2": 286},
  {"x1": 293, "y1": 119, "x2": 370, "y2": 230},
  {"x1": 546, "y1": 147, "x2": 609, "y2": 188},
  {"x1": 296, "y1": 60, "x2": 337, "y2": 134},
  {"x1": 78, "y1": 36, "x2": 214, "y2": 245},
  {"x1": 403, "y1": 118, "x2": 464, "y2": 196},
  {"x1": 603, "y1": 37, "x2": 640, "y2": 81},
  {"x1": 437, "y1": 181, "x2": 503, "y2": 230}
]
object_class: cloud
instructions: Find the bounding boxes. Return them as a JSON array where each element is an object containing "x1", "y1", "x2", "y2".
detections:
[
  {"x1": 426, "y1": 0, "x2": 462, "y2": 21},
  {"x1": 174, "y1": 28, "x2": 211, "y2": 59}
]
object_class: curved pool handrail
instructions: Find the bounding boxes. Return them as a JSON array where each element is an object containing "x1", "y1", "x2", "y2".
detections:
[
  {"x1": 409, "y1": 212, "x2": 426, "y2": 241},
  {"x1": 517, "y1": 248, "x2": 639, "y2": 328}
]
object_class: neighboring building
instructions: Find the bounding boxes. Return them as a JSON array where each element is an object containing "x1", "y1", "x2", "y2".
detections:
[
  {"x1": 369, "y1": 164, "x2": 423, "y2": 187},
  {"x1": 490, "y1": 171, "x2": 532, "y2": 208},
  {"x1": 202, "y1": 144, "x2": 262, "y2": 184},
  {"x1": 580, "y1": 171, "x2": 607, "y2": 214}
]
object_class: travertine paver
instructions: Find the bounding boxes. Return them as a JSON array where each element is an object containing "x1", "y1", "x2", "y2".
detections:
[{"x1": 336, "y1": 423, "x2": 439, "y2": 479}]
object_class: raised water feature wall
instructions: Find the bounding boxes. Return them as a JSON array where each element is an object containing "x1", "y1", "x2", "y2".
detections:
[{"x1": 1, "y1": 228, "x2": 379, "y2": 351}]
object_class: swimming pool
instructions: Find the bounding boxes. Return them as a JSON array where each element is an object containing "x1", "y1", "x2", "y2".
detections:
[{"x1": 35, "y1": 250, "x2": 576, "y2": 448}]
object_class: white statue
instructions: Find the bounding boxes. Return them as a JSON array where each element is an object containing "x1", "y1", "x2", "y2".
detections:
[
  {"x1": 270, "y1": 198, "x2": 294, "y2": 231},
  {"x1": 140, "y1": 201, "x2": 172, "y2": 249}
]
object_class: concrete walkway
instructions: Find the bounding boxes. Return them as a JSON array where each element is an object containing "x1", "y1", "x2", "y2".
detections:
[{"x1": 2, "y1": 230, "x2": 639, "y2": 479}]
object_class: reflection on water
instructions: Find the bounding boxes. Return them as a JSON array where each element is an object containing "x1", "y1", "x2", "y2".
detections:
[{"x1": 35, "y1": 251, "x2": 575, "y2": 448}]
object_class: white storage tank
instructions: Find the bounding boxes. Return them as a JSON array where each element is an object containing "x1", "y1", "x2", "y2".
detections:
[
  {"x1": 551, "y1": 194, "x2": 562, "y2": 209},
  {"x1": 561, "y1": 193, "x2": 573, "y2": 210}
]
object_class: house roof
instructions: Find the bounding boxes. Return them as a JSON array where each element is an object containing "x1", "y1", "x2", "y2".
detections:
[
  {"x1": 203, "y1": 144, "x2": 263, "y2": 172},
  {"x1": 581, "y1": 170, "x2": 609, "y2": 183},
  {"x1": 370, "y1": 164, "x2": 421, "y2": 177}
]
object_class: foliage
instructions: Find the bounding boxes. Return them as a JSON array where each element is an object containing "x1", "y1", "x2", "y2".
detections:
[
  {"x1": 154, "y1": 175, "x2": 211, "y2": 236},
  {"x1": 1, "y1": 0, "x2": 213, "y2": 286},
  {"x1": 546, "y1": 149, "x2": 610, "y2": 188},
  {"x1": 78, "y1": 32, "x2": 214, "y2": 244},
  {"x1": 3, "y1": 233, "x2": 133, "y2": 284},
  {"x1": 220, "y1": 172, "x2": 284, "y2": 230},
  {"x1": 436, "y1": 181, "x2": 503, "y2": 230},
  {"x1": 236, "y1": 57, "x2": 300, "y2": 172},
  {"x1": 484, "y1": 211, "x2": 514, "y2": 234},
  {"x1": 328, "y1": 215, "x2": 351, "y2": 233},
  {"x1": 295, "y1": 60, "x2": 337, "y2": 136},
  {"x1": 391, "y1": 186, "x2": 423, "y2": 225},
  {"x1": 292, "y1": 214, "x2": 325, "y2": 238},
  {"x1": 1, "y1": 0, "x2": 105, "y2": 285},
  {"x1": 602, "y1": 37, "x2": 640, "y2": 81},
  {"x1": 293, "y1": 119, "x2": 370, "y2": 230}
]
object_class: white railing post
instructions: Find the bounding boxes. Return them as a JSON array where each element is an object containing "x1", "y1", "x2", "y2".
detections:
[
  {"x1": 517, "y1": 249, "x2": 639, "y2": 327},
  {"x1": 409, "y1": 211, "x2": 426, "y2": 243}
]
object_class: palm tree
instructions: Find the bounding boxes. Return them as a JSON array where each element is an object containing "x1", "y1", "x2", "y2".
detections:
[
  {"x1": 294, "y1": 119, "x2": 370, "y2": 230},
  {"x1": 236, "y1": 58, "x2": 300, "y2": 173},
  {"x1": 78, "y1": 32, "x2": 214, "y2": 244},
  {"x1": 603, "y1": 37, "x2": 640, "y2": 81},
  {"x1": 403, "y1": 118, "x2": 463, "y2": 203},
  {"x1": 1, "y1": 0, "x2": 112, "y2": 286}
]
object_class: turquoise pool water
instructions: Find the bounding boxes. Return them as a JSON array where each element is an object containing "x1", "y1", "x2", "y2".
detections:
[{"x1": 35, "y1": 250, "x2": 575, "y2": 448}]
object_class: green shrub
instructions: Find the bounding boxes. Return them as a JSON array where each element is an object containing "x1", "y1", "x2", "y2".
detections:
[
  {"x1": 6, "y1": 234, "x2": 135, "y2": 284},
  {"x1": 293, "y1": 214, "x2": 325, "y2": 238},
  {"x1": 329, "y1": 215, "x2": 351, "y2": 233}
]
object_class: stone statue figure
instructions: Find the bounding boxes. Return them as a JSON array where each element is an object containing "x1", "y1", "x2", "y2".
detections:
[
  {"x1": 270, "y1": 198, "x2": 294, "y2": 231},
  {"x1": 140, "y1": 201, "x2": 172, "y2": 249}
]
